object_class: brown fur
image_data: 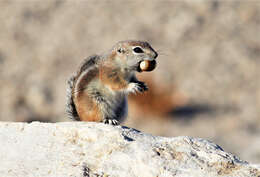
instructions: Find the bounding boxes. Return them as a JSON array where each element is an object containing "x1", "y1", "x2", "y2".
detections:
[
  {"x1": 99, "y1": 65, "x2": 129, "y2": 91},
  {"x1": 74, "y1": 92, "x2": 102, "y2": 122},
  {"x1": 66, "y1": 40, "x2": 158, "y2": 125}
]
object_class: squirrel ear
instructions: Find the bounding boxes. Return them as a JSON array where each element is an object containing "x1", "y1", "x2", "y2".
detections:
[{"x1": 117, "y1": 48, "x2": 125, "y2": 53}]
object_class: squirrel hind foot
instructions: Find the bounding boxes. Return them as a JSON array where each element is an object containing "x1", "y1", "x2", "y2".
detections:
[{"x1": 102, "y1": 119, "x2": 119, "y2": 125}]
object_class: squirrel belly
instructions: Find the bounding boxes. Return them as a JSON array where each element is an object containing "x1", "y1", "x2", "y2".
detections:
[{"x1": 66, "y1": 40, "x2": 158, "y2": 125}]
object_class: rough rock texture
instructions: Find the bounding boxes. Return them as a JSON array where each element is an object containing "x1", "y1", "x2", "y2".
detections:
[{"x1": 0, "y1": 122, "x2": 259, "y2": 177}]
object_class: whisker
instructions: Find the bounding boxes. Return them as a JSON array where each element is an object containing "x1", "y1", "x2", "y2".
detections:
[{"x1": 156, "y1": 49, "x2": 170, "y2": 57}]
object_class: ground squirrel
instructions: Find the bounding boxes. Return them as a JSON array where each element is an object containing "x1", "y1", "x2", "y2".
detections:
[{"x1": 66, "y1": 40, "x2": 158, "y2": 125}]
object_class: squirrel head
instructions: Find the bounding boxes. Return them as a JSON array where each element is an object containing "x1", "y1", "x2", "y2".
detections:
[{"x1": 111, "y1": 40, "x2": 158, "y2": 72}]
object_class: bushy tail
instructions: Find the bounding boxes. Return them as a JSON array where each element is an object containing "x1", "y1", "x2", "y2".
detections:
[{"x1": 66, "y1": 75, "x2": 80, "y2": 121}]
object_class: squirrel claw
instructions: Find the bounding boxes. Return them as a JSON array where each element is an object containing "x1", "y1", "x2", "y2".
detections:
[
  {"x1": 137, "y1": 81, "x2": 148, "y2": 92},
  {"x1": 103, "y1": 119, "x2": 119, "y2": 125}
]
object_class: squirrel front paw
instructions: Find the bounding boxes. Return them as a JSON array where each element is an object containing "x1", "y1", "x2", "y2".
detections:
[{"x1": 127, "y1": 81, "x2": 148, "y2": 94}]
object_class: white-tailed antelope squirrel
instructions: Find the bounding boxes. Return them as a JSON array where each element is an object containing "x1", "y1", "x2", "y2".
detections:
[{"x1": 66, "y1": 40, "x2": 158, "y2": 125}]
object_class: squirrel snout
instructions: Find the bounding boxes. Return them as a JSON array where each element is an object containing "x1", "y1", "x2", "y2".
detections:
[{"x1": 154, "y1": 51, "x2": 158, "y2": 59}]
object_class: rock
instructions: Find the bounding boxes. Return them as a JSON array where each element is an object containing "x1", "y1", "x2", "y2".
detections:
[{"x1": 0, "y1": 122, "x2": 259, "y2": 177}]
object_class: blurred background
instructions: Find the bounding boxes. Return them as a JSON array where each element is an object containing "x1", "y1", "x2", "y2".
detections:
[{"x1": 0, "y1": 0, "x2": 260, "y2": 163}]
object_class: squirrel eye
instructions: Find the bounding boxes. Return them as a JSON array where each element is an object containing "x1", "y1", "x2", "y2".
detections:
[{"x1": 133, "y1": 47, "x2": 144, "y2": 53}]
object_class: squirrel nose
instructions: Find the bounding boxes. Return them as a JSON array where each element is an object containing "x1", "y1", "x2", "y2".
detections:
[{"x1": 154, "y1": 52, "x2": 158, "y2": 59}]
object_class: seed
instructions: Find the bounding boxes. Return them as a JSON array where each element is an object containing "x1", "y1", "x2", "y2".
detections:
[{"x1": 140, "y1": 60, "x2": 156, "y2": 72}]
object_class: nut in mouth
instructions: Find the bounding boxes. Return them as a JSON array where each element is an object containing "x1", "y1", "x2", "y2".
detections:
[{"x1": 138, "y1": 60, "x2": 157, "y2": 72}]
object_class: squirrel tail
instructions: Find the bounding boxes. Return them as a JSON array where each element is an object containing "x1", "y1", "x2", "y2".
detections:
[{"x1": 66, "y1": 75, "x2": 80, "y2": 121}]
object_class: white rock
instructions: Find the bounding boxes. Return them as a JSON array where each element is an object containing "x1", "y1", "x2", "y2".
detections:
[{"x1": 0, "y1": 122, "x2": 259, "y2": 177}]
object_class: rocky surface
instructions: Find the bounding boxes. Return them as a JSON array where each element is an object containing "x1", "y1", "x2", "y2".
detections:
[
  {"x1": 0, "y1": 1, "x2": 260, "y2": 163},
  {"x1": 0, "y1": 122, "x2": 259, "y2": 177}
]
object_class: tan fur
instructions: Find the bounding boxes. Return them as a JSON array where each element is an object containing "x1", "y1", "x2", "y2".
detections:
[
  {"x1": 74, "y1": 92, "x2": 102, "y2": 122},
  {"x1": 99, "y1": 65, "x2": 129, "y2": 91},
  {"x1": 66, "y1": 40, "x2": 158, "y2": 125}
]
